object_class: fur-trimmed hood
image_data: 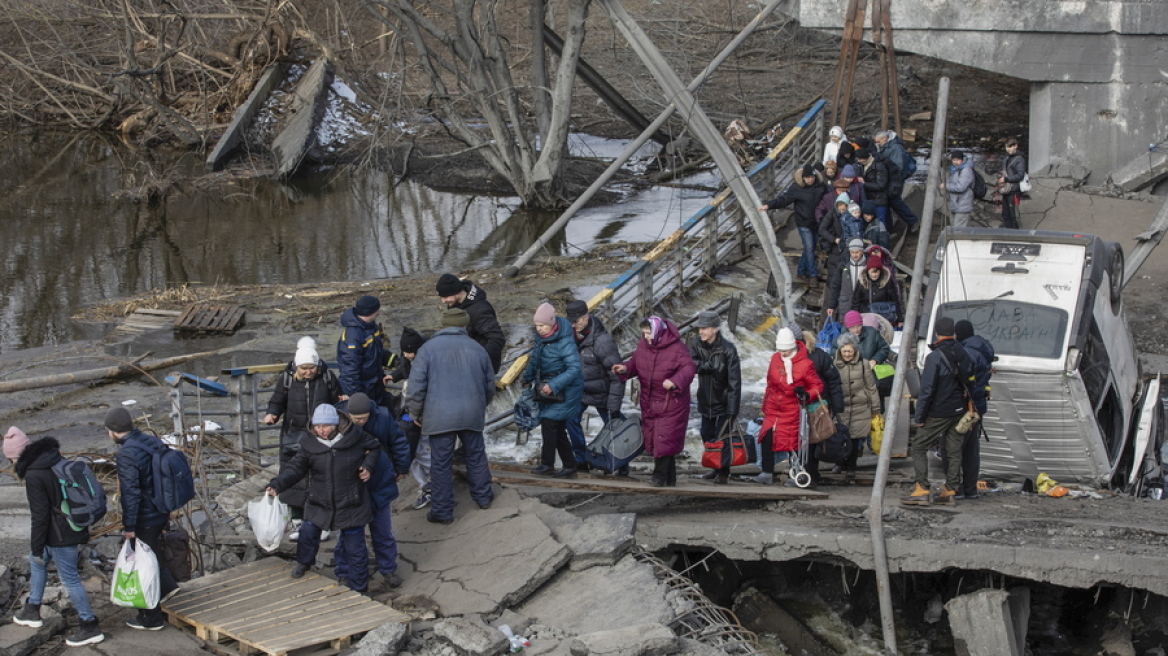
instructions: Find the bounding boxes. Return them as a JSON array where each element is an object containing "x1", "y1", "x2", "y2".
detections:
[
  {"x1": 15, "y1": 436, "x2": 61, "y2": 479},
  {"x1": 860, "y1": 266, "x2": 892, "y2": 289}
]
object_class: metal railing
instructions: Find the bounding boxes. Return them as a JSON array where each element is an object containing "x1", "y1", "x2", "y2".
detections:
[{"x1": 499, "y1": 99, "x2": 826, "y2": 386}]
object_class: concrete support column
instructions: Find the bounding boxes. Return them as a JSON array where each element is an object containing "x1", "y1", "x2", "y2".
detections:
[{"x1": 945, "y1": 588, "x2": 1027, "y2": 656}]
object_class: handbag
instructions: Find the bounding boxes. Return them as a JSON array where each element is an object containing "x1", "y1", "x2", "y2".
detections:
[
  {"x1": 701, "y1": 420, "x2": 748, "y2": 469},
  {"x1": 806, "y1": 400, "x2": 836, "y2": 444}
]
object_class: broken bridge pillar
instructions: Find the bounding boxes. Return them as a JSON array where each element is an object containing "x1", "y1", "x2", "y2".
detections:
[{"x1": 945, "y1": 588, "x2": 1027, "y2": 656}]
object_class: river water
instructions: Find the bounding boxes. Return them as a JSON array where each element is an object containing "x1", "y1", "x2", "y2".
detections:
[{"x1": 0, "y1": 131, "x2": 717, "y2": 354}]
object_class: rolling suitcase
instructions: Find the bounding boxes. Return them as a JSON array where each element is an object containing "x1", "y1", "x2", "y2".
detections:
[{"x1": 583, "y1": 415, "x2": 644, "y2": 473}]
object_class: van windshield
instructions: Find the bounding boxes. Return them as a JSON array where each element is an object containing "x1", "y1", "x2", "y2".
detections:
[{"x1": 938, "y1": 301, "x2": 1068, "y2": 359}]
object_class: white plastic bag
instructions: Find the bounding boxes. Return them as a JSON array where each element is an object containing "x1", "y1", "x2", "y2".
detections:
[
  {"x1": 110, "y1": 539, "x2": 160, "y2": 609},
  {"x1": 248, "y1": 494, "x2": 290, "y2": 552}
]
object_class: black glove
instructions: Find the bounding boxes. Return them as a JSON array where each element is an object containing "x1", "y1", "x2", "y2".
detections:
[{"x1": 794, "y1": 386, "x2": 808, "y2": 404}]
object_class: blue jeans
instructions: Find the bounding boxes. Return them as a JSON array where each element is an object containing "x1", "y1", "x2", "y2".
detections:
[
  {"x1": 29, "y1": 546, "x2": 95, "y2": 622},
  {"x1": 567, "y1": 406, "x2": 626, "y2": 465},
  {"x1": 889, "y1": 195, "x2": 918, "y2": 227},
  {"x1": 874, "y1": 205, "x2": 890, "y2": 230},
  {"x1": 297, "y1": 520, "x2": 369, "y2": 592},
  {"x1": 796, "y1": 227, "x2": 818, "y2": 277},
  {"x1": 335, "y1": 502, "x2": 398, "y2": 580},
  {"x1": 429, "y1": 430, "x2": 494, "y2": 521}
]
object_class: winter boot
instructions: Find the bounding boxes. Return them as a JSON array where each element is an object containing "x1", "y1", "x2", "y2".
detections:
[
  {"x1": 13, "y1": 603, "x2": 42, "y2": 628},
  {"x1": 935, "y1": 485, "x2": 958, "y2": 506},
  {"x1": 900, "y1": 483, "x2": 932, "y2": 506},
  {"x1": 66, "y1": 619, "x2": 104, "y2": 647}
]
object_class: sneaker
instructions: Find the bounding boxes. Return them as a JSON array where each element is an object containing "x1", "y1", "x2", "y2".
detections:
[
  {"x1": 426, "y1": 512, "x2": 454, "y2": 525},
  {"x1": 13, "y1": 603, "x2": 42, "y2": 628},
  {"x1": 413, "y1": 490, "x2": 432, "y2": 510},
  {"x1": 901, "y1": 483, "x2": 932, "y2": 506},
  {"x1": 125, "y1": 616, "x2": 165, "y2": 631},
  {"x1": 66, "y1": 619, "x2": 104, "y2": 646},
  {"x1": 386, "y1": 572, "x2": 403, "y2": 589},
  {"x1": 291, "y1": 562, "x2": 309, "y2": 579}
]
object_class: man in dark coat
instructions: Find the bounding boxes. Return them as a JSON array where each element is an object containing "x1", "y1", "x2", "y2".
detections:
[
  {"x1": 826, "y1": 239, "x2": 868, "y2": 318},
  {"x1": 941, "y1": 320, "x2": 996, "y2": 499},
  {"x1": 759, "y1": 164, "x2": 829, "y2": 281},
  {"x1": 903, "y1": 317, "x2": 982, "y2": 506},
  {"x1": 336, "y1": 295, "x2": 390, "y2": 404},
  {"x1": 564, "y1": 300, "x2": 625, "y2": 469},
  {"x1": 998, "y1": 137, "x2": 1027, "y2": 229},
  {"x1": 12, "y1": 437, "x2": 105, "y2": 646},
  {"x1": 267, "y1": 404, "x2": 380, "y2": 589},
  {"x1": 874, "y1": 130, "x2": 920, "y2": 233},
  {"x1": 108, "y1": 407, "x2": 179, "y2": 631},
  {"x1": 405, "y1": 309, "x2": 497, "y2": 524},
  {"x1": 856, "y1": 148, "x2": 893, "y2": 230},
  {"x1": 688, "y1": 311, "x2": 742, "y2": 484},
  {"x1": 335, "y1": 393, "x2": 411, "y2": 590},
  {"x1": 435, "y1": 274, "x2": 506, "y2": 373}
]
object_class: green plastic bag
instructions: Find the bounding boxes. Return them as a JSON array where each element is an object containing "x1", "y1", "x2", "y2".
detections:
[
  {"x1": 872, "y1": 364, "x2": 895, "y2": 380},
  {"x1": 110, "y1": 539, "x2": 160, "y2": 609}
]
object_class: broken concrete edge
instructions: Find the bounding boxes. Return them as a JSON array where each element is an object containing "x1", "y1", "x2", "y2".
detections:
[
  {"x1": 206, "y1": 62, "x2": 287, "y2": 172},
  {"x1": 568, "y1": 623, "x2": 680, "y2": 656},
  {"x1": 272, "y1": 56, "x2": 335, "y2": 178}
]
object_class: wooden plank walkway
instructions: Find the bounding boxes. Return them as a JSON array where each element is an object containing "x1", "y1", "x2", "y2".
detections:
[
  {"x1": 487, "y1": 462, "x2": 829, "y2": 500},
  {"x1": 173, "y1": 303, "x2": 246, "y2": 335},
  {"x1": 163, "y1": 559, "x2": 408, "y2": 656}
]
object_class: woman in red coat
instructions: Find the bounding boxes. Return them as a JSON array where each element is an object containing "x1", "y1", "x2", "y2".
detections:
[
  {"x1": 613, "y1": 317, "x2": 696, "y2": 487},
  {"x1": 756, "y1": 327, "x2": 824, "y2": 485}
]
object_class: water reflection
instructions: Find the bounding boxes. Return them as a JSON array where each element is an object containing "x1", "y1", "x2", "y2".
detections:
[{"x1": 0, "y1": 132, "x2": 714, "y2": 353}]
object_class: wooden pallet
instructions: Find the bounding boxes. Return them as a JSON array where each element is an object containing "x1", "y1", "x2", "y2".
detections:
[
  {"x1": 174, "y1": 303, "x2": 246, "y2": 335},
  {"x1": 163, "y1": 559, "x2": 408, "y2": 656},
  {"x1": 116, "y1": 308, "x2": 184, "y2": 334}
]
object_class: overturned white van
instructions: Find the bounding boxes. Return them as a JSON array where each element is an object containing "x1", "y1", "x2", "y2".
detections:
[{"x1": 917, "y1": 227, "x2": 1162, "y2": 489}]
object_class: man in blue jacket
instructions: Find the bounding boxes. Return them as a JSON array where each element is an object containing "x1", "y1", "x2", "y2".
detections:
[
  {"x1": 405, "y1": 309, "x2": 497, "y2": 524},
  {"x1": 336, "y1": 393, "x2": 411, "y2": 589},
  {"x1": 337, "y1": 295, "x2": 390, "y2": 405},
  {"x1": 107, "y1": 407, "x2": 179, "y2": 631},
  {"x1": 902, "y1": 318, "x2": 982, "y2": 507}
]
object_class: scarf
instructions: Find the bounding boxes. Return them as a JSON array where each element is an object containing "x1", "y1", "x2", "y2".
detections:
[
  {"x1": 781, "y1": 350, "x2": 795, "y2": 385},
  {"x1": 647, "y1": 316, "x2": 666, "y2": 345}
]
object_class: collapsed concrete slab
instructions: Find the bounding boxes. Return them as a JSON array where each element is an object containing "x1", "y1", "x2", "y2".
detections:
[
  {"x1": 1109, "y1": 150, "x2": 1168, "y2": 193},
  {"x1": 945, "y1": 588, "x2": 1022, "y2": 656},
  {"x1": 396, "y1": 487, "x2": 570, "y2": 617},
  {"x1": 568, "y1": 623, "x2": 680, "y2": 656},
  {"x1": 517, "y1": 555, "x2": 675, "y2": 635},
  {"x1": 522, "y1": 499, "x2": 636, "y2": 570}
]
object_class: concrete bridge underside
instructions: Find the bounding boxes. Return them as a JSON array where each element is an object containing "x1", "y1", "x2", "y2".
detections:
[{"x1": 782, "y1": 0, "x2": 1167, "y2": 183}]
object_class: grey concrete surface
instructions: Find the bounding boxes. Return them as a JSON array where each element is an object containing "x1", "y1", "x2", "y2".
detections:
[
  {"x1": 946, "y1": 589, "x2": 1022, "y2": 656},
  {"x1": 517, "y1": 556, "x2": 675, "y2": 635},
  {"x1": 568, "y1": 623, "x2": 679, "y2": 656},
  {"x1": 434, "y1": 615, "x2": 508, "y2": 656}
]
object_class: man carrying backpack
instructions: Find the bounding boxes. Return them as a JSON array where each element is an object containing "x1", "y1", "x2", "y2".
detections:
[
  {"x1": 12, "y1": 436, "x2": 105, "y2": 646},
  {"x1": 107, "y1": 407, "x2": 179, "y2": 631}
]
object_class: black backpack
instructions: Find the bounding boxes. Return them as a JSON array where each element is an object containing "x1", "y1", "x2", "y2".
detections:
[{"x1": 971, "y1": 169, "x2": 987, "y2": 200}]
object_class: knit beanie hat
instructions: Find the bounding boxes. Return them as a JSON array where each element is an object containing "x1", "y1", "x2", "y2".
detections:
[
  {"x1": 955, "y1": 320, "x2": 975, "y2": 342},
  {"x1": 399, "y1": 327, "x2": 425, "y2": 354},
  {"x1": 848, "y1": 238, "x2": 866, "y2": 251},
  {"x1": 801, "y1": 164, "x2": 816, "y2": 178},
  {"x1": 312, "y1": 404, "x2": 339, "y2": 426},
  {"x1": 3, "y1": 427, "x2": 30, "y2": 460},
  {"x1": 104, "y1": 407, "x2": 135, "y2": 433},
  {"x1": 844, "y1": 310, "x2": 864, "y2": 328},
  {"x1": 294, "y1": 347, "x2": 317, "y2": 367},
  {"x1": 841, "y1": 164, "x2": 857, "y2": 178},
  {"x1": 435, "y1": 273, "x2": 463, "y2": 297},
  {"x1": 533, "y1": 302, "x2": 556, "y2": 325},
  {"x1": 347, "y1": 393, "x2": 372, "y2": 416},
  {"x1": 856, "y1": 147, "x2": 872, "y2": 160},
  {"x1": 835, "y1": 192, "x2": 851, "y2": 208},
  {"x1": 848, "y1": 203, "x2": 862, "y2": 216},
  {"x1": 775, "y1": 327, "x2": 797, "y2": 351},
  {"x1": 861, "y1": 200, "x2": 877, "y2": 216},
  {"x1": 441, "y1": 308, "x2": 470, "y2": 328},
  {"x1": 866, "y1": 253, "x2": 885, "y2": 270},
  {"x1": 354, "y1": 295, "x2": 380, "y2": 317},
  {"x1": 935, "y1": 316, "x2": 956, "y2": 337}
]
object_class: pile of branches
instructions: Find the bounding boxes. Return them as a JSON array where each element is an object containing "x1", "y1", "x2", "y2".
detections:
[{"x1": 0, "y1": 0, "x2": 292, "y2": 146}]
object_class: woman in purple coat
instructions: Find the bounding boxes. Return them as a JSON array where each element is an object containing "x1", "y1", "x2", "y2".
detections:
[{"x1": 613, "y1": 317, "x2": 696, "y2": 487}]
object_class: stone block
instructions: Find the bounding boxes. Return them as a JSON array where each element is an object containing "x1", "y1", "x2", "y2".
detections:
[
  {"x1": 563, "y1": 514, "x2": 636, "y2": 571},
  {"x1": 946, "y1": 588, "x2": 1022, "y2": 656},
  {"x1": 569, "y1": 623, "x2": 679, "y2": 656},
  {"x1": 434, "y1": 615, "x2": 508, "y2": 656},
  {"x1": 518, "y1": 556, "x2": 675, "y2": 636},
  {"x1": 351, "y1": 620, "x2": 410, "y2": 656}
]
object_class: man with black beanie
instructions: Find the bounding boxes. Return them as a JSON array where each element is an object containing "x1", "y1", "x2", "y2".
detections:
[
  {"x1": 941, "y1": 320, "x2": 995, "y2": 499},
  {"x1": 435, "y1": 274, "x2": 506, "y2": 372},
  {"x1": 758, "y1": 164, "x2": 829, "y2": 283},
  {"x1": 902, "y1": 317, "x2": 981, "y2": 507}
]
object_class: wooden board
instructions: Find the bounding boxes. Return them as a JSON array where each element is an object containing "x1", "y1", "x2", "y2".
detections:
[
  {"x1": 174, "y1": 303, "x2": 246, "y2": 335},
  {"x1": 163, "y1": 558, "x2": 407, "y2": 656},
  {"x1": 486, "y1": 462, "x2": 828, "y2": 500},
  {"x1": 115, "y1": 308, "x2": 184, "y2": 334}
]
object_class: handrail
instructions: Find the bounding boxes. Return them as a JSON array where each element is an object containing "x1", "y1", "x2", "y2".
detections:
[{"x1": 498, "y1": 99, "x2": 827, "y2": 387}]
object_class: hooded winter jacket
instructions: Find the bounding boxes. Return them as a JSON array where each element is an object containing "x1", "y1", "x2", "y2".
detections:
[
  {"x1": 762, "y1": 172, "x2": 829, "y2": 230},
  {"x1": 405, "y1": 327, "x2": 496, "y2": 436},
  {"x1": 450, "y1": 280, "x2": 506, "y2": 373},
  {"x1": 269, "y1": 416, "x2": 381, "y2": 531},
  {"x1": 759, "y1": 342, "x2": 824, "y2": 452},
  {"x1": 115, "y1": 429, "x2": 171, "y2": 532},
  {"x1": 18, "y1": 438, "x2": 89, "y2": 556},
  {"x1": 617, "y1": 320, "x2": 696, "y2": 458},
  {"x1": 267, "y1": 365, "x2": 342, "y2": 439},
  {"x1": 857, "y1": 267, "x2": 904, "y2": 325},
  {"x1": 687, "y1": 333, "x2": 742, "y2": 419},
  {"x1": 336, "y1": 308, "x2": 388, "y2": 403},
  {"x1": 523, "y1": 316, "x2": 585, "y2": 422},
  {"x1": 914, "y1": 337, "x2": 979, "y2": 424},
  {"x1": 834, "y1": 350, "x2": 881, "y2": 439},
  {"x1": 946, "y1": 160, "x2": 977, "y2": 214},
  {"x1": 855, "y1": 325, "x2": 891, "y2": 364},
  {"x1": 575, "y1": 316, "x2": 624, "y2": 412}
]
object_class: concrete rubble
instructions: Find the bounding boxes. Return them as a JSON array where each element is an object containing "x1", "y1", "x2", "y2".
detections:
[
  {"x1": 434, "y1": 615, "x2": 509, "y2": 656},
  {"x1": 351, "y1": 620, "x2": 410, "y2": 656},
  {"x1": 568, "y1": 623, "x2": 680, "y2": 656},
  {"x1": 945, "y1": 588, "x2": 1023, "y2": 656}
]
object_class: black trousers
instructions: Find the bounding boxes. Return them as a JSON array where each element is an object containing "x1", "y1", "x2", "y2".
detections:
[
  {"x1": 540, "y1": 418, "x2": 575, "y2": 470},
  {"x1": 136, "y1": 522, "x2": 179, "y2": 625},
  {"x1": 652, "y1": 456, "x2": 677, "y2": 486}
]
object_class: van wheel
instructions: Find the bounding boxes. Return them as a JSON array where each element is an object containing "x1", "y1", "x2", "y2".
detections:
[{"x1": 1108, "y1": 244, "x2": 1125, "y2": 307}]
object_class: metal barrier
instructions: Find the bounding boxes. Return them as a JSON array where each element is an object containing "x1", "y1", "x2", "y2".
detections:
[
  {"x1": 167, "y1": 366, "x2": 289, "y2": 458},
  {"x1": 499, "y1": 99, "x2": 826, "y2": 386}
]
